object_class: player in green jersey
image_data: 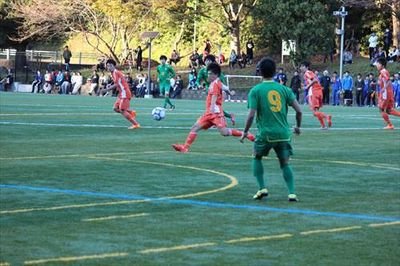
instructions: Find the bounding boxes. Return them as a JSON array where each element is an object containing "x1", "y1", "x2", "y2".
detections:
[
  {"x1": 240, "y1": 57, "x2": 302, "y2": 202},
  {"x1": 157, "y1": 55, "x2": 176, "y2": 109},
  {"x1": 196, "y1": 55, "x2": 236, "y2": 125}
]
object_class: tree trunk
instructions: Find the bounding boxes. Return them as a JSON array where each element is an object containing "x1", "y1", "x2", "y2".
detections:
[
  {"x1": 392, "y1": 2, "x2": 399, "y2": 47},
  {"x1": 230, "y1": 19, "x2": 241, "y2": 54}
]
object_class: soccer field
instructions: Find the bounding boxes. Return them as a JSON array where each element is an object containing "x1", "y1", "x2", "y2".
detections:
[{"x1": 0, "y1": 92, "x2": 399, "y2": 265}]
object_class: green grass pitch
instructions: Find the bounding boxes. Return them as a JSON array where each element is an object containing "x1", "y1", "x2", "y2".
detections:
[{"x1": 0, "y1": 92, "x2": 399, "y2": 265}]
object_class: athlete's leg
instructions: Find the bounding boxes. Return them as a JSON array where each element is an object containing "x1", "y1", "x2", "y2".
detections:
[
  {"x1": 218, "y1": 127, "x2": 255, "y2": 141},
  {"x1": 253, "y1": 154, "x2": 265, "y2": 189}
]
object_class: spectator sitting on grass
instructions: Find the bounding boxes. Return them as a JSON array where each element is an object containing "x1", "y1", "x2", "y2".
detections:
[{"x1": 31, "y1": 70, "x2": 43, "y2": 93}]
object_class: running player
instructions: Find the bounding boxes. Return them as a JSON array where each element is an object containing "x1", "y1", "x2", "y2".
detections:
[
  {"x1": 375, "y1": 57, "x2": 400, "y2": 129},
  {"x1": 300, "y1": 61, "x2": 332, "y2": 129},
  {"x1": 241, "y1": 57, "x2": 302, "y2": 202},
  {"x1": 172, "y1": 62, "x2": 255, "y2": 153},
  {"x1": 197, "y1": 55, "x2": 236, "y2": 125},
  {"x1": 157, "y1": 55, "x2": 176, "y2": 109},
  {"x1": 104, "y1": 59, "x2": 140, "y2": 129}
]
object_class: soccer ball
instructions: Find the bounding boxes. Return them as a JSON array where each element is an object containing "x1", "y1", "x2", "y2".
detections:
[{"x1": 152, "y1": 107, "x2": 166, "y2": 121}]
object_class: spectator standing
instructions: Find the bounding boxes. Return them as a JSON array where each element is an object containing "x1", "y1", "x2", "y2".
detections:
[
  {"x1": 274, "y1": 68, "x2": 287, "y2": 85},
  {"x1": 63, "y1": 46, "x2": 72, "y2": 71},
  {"x1": 367, "y1": 73, "x2": 377, "y2": 107},
  {"x1": 187, "y1": 67, "x2": 197, "y2": 90},
  {"x1": 393, "y1": 72, "x2": 400, "y2": 108},
  {"x1": 135, "y1": 46, "x2": 143, "y2": 71},
  {"x1": 246, "y1": 39, "x2": 254, "y2": 65},
  {"x1": 238, "y1": 51, "x2": 247, "y2": 68},
  {"x1": 320, "y1": 70, "x2": 331, "y2": 105},
  {"x1": 204, "y1": 39, "x2": 212, "y2": 54},
  {"x1": 43, "y1": 70, "x2": 53, "y2": 93},
  {"x1": 331, "y1": 71, "x2": 342, "y2": 106},
  {"x1": 229, "y1": 49, "x2": 237, "y2": 69},
  {"x1": 388, "y1": 46, "x2": 399, "y2": 62},
  {"x1": 383, "y1": 28, "x2": 392, "y2": 58},
  {"x1": 355, "y1": 73, "x2": 364, "y2": 107},
  {"x1": 1, "y1": 69, "x2": 13, "y2": 92},
  {"x1": 71, "y1": 72, "x2": 83, "y2": 95},
  {"x1": 88, "y1": 70, "x2": 99, "y2": 96},
  {"x1": 368, "y1": 32, "x2": 378, "y2": 61},
  {"x1": 362, "y1": 74, "x2": 370, "y2": 106},
  {"x1": 343, "y1": 50, "x2": 353, "y2": 64},
  {"x1": 171, "y1": 75, "x2": 183, "y2": 98},
  {"x1": 290, "y1": 70, "x2": 301, "y2": 102},
  {"x1": 31, "y1": 70, "x2": 43, "y2": 93},
  {"x1": 341, "y1": 71, "x2": 353, "y2": 105}
]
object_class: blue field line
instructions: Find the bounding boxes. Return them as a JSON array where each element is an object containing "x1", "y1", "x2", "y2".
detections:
[{"x1": 1, "y1": 184, "x2": 399, "y2": 222}]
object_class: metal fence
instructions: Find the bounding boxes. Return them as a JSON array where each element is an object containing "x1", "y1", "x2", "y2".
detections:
[{"x1": 0, "y1": 49, "x2": 101, "y2": 83}]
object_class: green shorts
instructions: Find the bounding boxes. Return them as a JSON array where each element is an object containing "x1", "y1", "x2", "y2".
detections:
[
  {"x1": 253, "y1": 140, "x2": 293, "y2": 159},
  {"x1": 159, "y1": 82, "x2": 171, "y2": 95}
]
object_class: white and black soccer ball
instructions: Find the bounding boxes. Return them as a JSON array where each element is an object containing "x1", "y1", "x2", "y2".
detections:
[{"x1": 151, "y1": 107, "x2": 166, "y2": 121}]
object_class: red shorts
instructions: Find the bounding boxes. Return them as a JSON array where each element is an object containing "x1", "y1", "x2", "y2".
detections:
[
  {"x1": 197, "y1": 113, "x2": 226, "y2": 130},
  {"x1": 114, "y1": 98, "x2": 131, "y2": 111},
  {"x1": 309, "y1": 92, "x2": 323, "y2": 110}
]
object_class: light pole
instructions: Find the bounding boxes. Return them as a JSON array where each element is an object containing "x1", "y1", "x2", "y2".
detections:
[{"x1": 333, "y1": 6, "x2": 348, "y2": 81}]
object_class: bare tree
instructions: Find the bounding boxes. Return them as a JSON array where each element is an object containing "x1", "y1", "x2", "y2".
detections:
[{"x1": 8, "y1": 0, "x2": 151, "y2": 63}]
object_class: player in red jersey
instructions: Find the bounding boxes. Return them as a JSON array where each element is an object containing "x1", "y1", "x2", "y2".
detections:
[
  {"x1": 104, "y1": 59, "x2": 140, "y2": 129},
  {"x1": 376, "y1": 57, "x2": 400, "y2": 130},
  {"x1": 172, "y1": 62, "x2": 255, "y2": 153},
  {"x1": 300, "y1": 61, "x2": 332, "y2": 129}
]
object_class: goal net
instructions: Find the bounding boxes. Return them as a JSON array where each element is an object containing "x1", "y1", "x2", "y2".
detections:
[
  {"x1": 225, "y1": 75, "x2": 262, "y2": 91},
  {"x1": 225, "y1": 75, "x2": 263, "y2": 101}
]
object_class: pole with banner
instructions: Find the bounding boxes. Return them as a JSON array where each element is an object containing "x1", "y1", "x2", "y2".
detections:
[{"x1": 140, "y1": 31, "x2": 160, "y2": 99}]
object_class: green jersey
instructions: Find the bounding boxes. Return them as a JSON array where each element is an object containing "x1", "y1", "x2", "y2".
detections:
[
  {"x1": 196, "y1": 66, "x2": 226, "y2": 91},
  {"x1": 157, "y1": 64, "x2": 175, "y2": 84},
  {"x1": 248, "y1": 80, "x2": 295, "y2": 142}
]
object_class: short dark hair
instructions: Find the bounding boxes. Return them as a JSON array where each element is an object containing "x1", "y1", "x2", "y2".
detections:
[
  {"x1": 300, "y1": 61, "x2": 310, "y2": 69},
  {"x1": 160, "y1": 55, "x2": 167, "y2": 61},
  {"x1": 106, "y1": 59, "x2": 117, "y2": 66},
  {"x1": 258, "y1": 57, "x2": 276, "y2": 79},
  {"x1": 376, "y1": 57, "x2": 387, "y2": 67},
  {"x1": 207, "y1": 62, "x2": 221, "y2": 76},
  {"x1": 204, "y1": 54, "x2": 216, "y2": 63}
]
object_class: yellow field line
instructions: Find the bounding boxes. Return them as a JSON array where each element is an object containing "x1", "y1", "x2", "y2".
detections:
[
  {"x1": 0, "y1": 199, "x2": 151, "y2": 214},
  {"x1": 138, "y1": 242, "x2": 216, "y2": 254},
  {"x1": 82, "y1": 212, "x2": 149, "y2": 222},
  {"x1": 300, "y1": 226, "x2": 362, "y2": 235},
  {"x1": 24, "y1": 252, "x2": 128, "y2": 265},
  {"x1": 1, "y1": 158, "x2": 237, "y2": 215},
  {"x1": 224, "y1": 233, "x2": 293, "y2": 244},
  {"x1": 368, "y1": 221, "x2": 400, "y2": 227}
]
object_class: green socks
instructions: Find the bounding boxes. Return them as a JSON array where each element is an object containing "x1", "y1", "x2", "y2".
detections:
[
  {"x1": 163, "y1": 97, "x2": 174, "y2": 108},
  {"x1": 253, "y1": 158, "x2": 265, "y2": 189},
  {"x1": 282, "y1": 164, "x2": 295, "y2": 194},
  {"x1": 224, "y1": 111, "x2": 231, "y2": 119}
]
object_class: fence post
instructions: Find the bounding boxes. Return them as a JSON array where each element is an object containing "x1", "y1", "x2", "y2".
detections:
[
  {"x1": 6, "y1": 49, "x2": 10, "y2": 60},
  {"x1": 79, "y1": 52, "x2": 82, "y2": 65},
  {"x1": 55, "y1": 51, "x2": 58, "y2": 64}
]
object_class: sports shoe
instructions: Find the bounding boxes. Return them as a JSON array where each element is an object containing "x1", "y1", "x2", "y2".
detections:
[
  {"x1": 327, "y1": 115, "x2": 332, "y2": 127},
  {"x1": 253, "y1": 188, "x2": 269, "y2": 200},
  {"x1": 128, "y1": 124, "x2": 141, "y2": 129},
  {"x1": 230, "y1": 113, "x2": 236, "y2": 126},
  {"x1": 384, "y1": 124, "x2": 394, "y2": 130},
  {"x1": 321, "y1": 126, "x2": 328, "y2": 130},
  {"x1": 170, "y1": 105, "x2": 176, "y2": 110},
  {"x1": 247, "y1": 133, "x2": 255, "y2": 142},
  {"x1": 172, "y1": 144, "x2": 189, "y2": 153},
  {"x1": 288, "y1": 194, "x2": 299, "y2": 202}
]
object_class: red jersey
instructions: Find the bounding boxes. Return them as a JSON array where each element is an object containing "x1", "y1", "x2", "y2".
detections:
[
  {"x1": 304, "y1": 70, "x2": 323, "y2": 95},
  {"x1": 378, "y1": 68, "x2": 394, "y2": 101},
  {"x1": 205, "y1": 79, "x2": 223, "y2": 114},
  {"x1": 112, "y1": 69, "x2": 132, "y2": 99}
]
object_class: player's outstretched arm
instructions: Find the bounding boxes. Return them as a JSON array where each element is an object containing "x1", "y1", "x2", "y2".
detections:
[{"x1": 240, "y1": 109, "x2": 256, "y2": 142}]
